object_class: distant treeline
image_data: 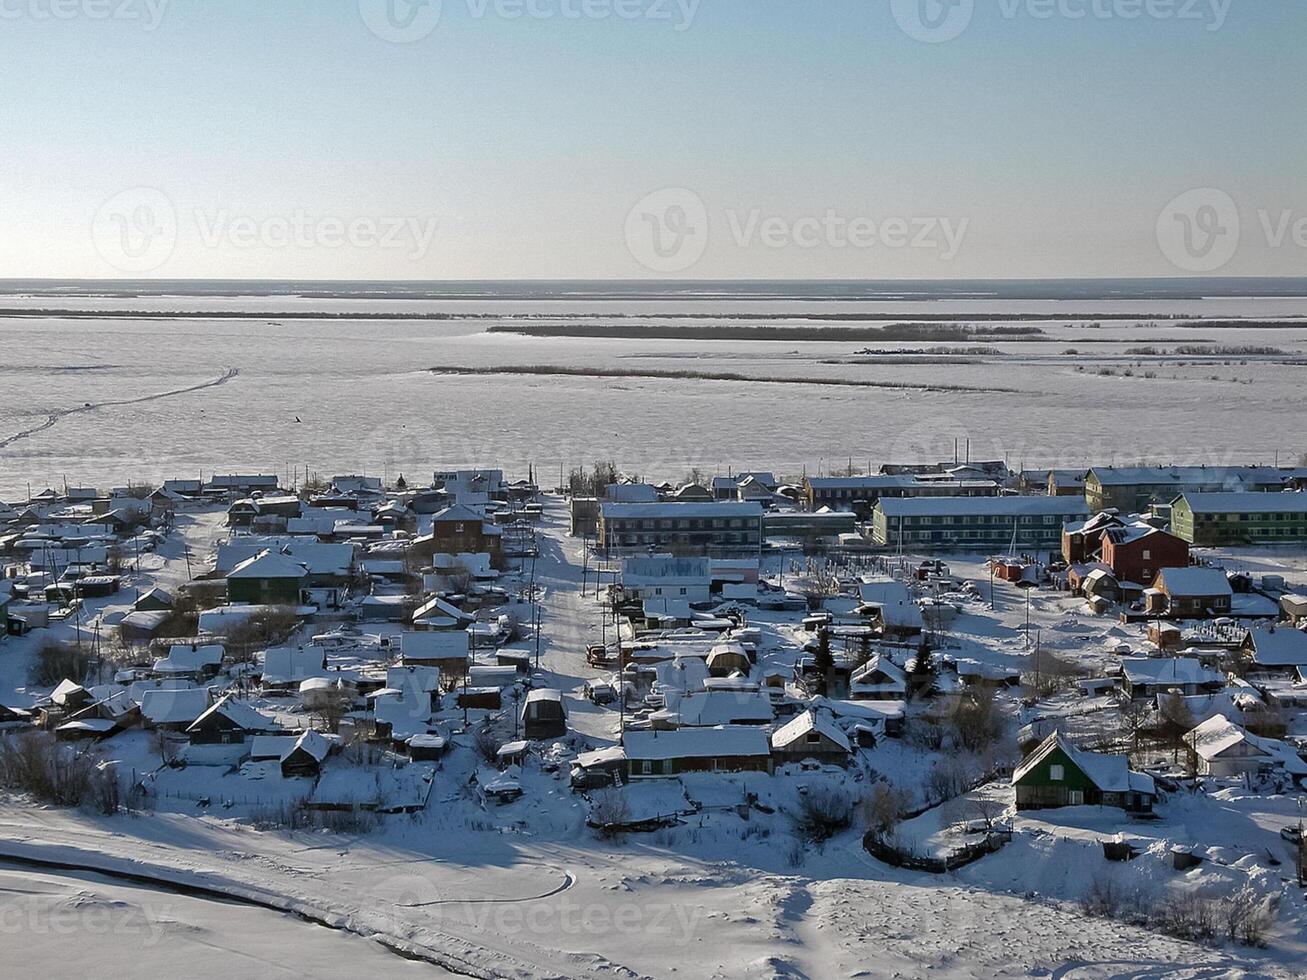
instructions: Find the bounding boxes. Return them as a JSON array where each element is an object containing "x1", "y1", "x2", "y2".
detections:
[
  {"x1": 430, "y1": 364, "x2": 1018, "y2": 393},
  {"x1": 1124, "y1": 345, "x2": 1287, "y2": 356},
  {"x1": 483, "y1": 323, "x2": 1045, "y2": 342}
]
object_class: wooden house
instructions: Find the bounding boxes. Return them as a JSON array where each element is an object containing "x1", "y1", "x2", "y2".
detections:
[
  {"x1": 770, "y1": 710, "x2": 850, "y2": 767},
  {"x1": 624, "y1": 726, "x2": 772, "y2": 778},
  {"x1": 1013, "y1": 732, "x2": 1156, "y2": 813}
]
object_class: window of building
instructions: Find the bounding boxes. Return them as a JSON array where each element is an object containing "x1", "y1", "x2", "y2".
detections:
[{"x1": 1049, "y1": 764, "x2": 1065, "y2": 781}]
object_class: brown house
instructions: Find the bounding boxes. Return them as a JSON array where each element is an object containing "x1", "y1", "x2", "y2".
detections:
[
  {"x1": 411, "y1": 504, "x2": 503, "y2": 566},
  {"x1": 1100, "y1": 526, "x2": 1189, "y2": 585}
]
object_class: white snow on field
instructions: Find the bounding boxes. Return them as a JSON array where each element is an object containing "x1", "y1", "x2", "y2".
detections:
[{"x1": 3, "y1": 291, "x2": 1307, "y2": 497}]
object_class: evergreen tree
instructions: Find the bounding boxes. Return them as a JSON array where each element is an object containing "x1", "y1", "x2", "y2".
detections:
[
  {"x1": 908, "y1": 638, "x2": 936, "y2": 700},
  {"x1": 812, "y1": 628, "x2": 834, "y2": 696}
]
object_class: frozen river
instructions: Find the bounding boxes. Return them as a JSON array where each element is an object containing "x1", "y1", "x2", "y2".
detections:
[{"x1": 1, "y1": 281, "x2": 1306, "y2": 497}]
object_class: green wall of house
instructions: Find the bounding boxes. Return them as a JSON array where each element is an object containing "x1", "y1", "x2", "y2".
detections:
[
  {"x1": 1014, "y1": 745, "x2": 1095, "y2": 793},
  {"x1": 227, "y1": 577, "x2": 302, "y2": 605},
  {"x1": 1173, "y1": 500, "x2": 1307, "y2": 545}
]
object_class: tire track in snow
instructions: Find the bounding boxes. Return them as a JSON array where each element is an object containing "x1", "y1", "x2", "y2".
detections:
[{"x1": 0, "y1": 367, "x2": 239, "y2": 450}]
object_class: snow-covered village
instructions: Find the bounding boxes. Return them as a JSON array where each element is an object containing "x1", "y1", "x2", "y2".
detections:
[{"x1": 3, "y1": 461, "x2": 1307, "y2": 977}]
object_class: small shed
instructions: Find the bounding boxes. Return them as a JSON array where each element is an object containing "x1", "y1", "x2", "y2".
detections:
[{"x1": 522, "y1": 688, "x2": 567, "y2": 739}]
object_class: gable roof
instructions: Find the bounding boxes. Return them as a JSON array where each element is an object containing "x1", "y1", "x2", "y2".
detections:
[
  {"x1": 1188, "y1": 713, "x2": 1307, "y2": 774},
  {"x1": 1243, "y1": 627, "x2": 1307, "y2": 667},
  {"x1": 1154, "y1": 566, "x2": 1232, "y2": 598},
  {"x1": 771, "y1": 710, "x2": 850, "y2": 753},
  {"x1": 431, "y1": 503, "x2": 486, "y2": 523},
  {"x1": 1014, "y1": 732, "x2": 1152, "y2": 796},
  {"x1": 227, "y1": 549, "x2": 310, "y2": 581},
  {"x1": 186, "y1": 694, "x2": 272, "y2": 734}
]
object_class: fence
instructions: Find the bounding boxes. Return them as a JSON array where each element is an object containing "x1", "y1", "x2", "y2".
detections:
[{"x1": 863, "y1": 827, "x2": 1012, "y2": 873}]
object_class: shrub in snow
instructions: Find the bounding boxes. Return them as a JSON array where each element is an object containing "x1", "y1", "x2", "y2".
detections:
[
  {"x1": 29, "y1": 639, "x2": 94, "y2": 687},
  {"x1": 860, "y1": 780, "x2": 911, "y2": 838},
  {"x1": 0, "y1": 731, "x2": 119, "y2": 813},
  {"x1": 590, "y1": 788, "x2": 631, "y2": 838},
  {"x1": 793, "y1": 786, "x2": 855, "y2": 845}
]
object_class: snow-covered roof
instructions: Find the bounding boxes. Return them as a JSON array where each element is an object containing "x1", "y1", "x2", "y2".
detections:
[
  {"x1": 575, "y1": 746, "x2": 626, "y2": 769},
  {"x1": 857, "y1": 581, "x2": 926, "y2": 630},
  {"x1": 1089, "y1": 465, "x2": 1287, "y2": 487},
  {"x1": 1188, "y1": 714, "x2": 1263, "y2": 761},
  {"x1": 398, "y1": 630, "x2": 469, "y2": 659},
  {"x1": 283, "y1": 541, "x2": 356, "y2": 576},
  {"x1": 140, "y1": 688, "x2": 210, "y2": 725},
  {"x1": 1188, "y1": 713, "x2": 1307, "y2": 774},
  {"x1": 624, "y1": 726, "x2": 771, "y2": 761},
  {"x1": 1178, "y1": 491, "x2": 1307, "y2": 514},
  {"x1": 674, "y1": 690, "x2": 773, "y2": 727},
  {"x1": 771, "y1": 710, "x2": 850, "y2": 753},
  {"x1": 1154, "y1": 566, "x2": 1232, "y2": 598},
  {"x1": 153, "y1": 643, "x2": 224, "y2": 674},
  {"x1": 227, "y1": 549, "x2": 310, "y2": 581},
  {"x1": 1243, "y1": 627, "x2": 1307, "y2": 667},
  {"x1": 851, "y1": 656, "x2": 907, "y2": 692},
  {"x1": 431, "y1": 503, "x2": 487, "y2": 523},
  {"x1": 1122, "y1": 657, "x2": 1222, "y2": 687},
  {"x1": 187, "y1": 694, "x2": 273, "y2": 734},
  {"x1": 605, "y1": 483, "x2": 659, "y2": 503},
  {"x1": 262, "y1": 645, "x2": 327, "y2": 684}
]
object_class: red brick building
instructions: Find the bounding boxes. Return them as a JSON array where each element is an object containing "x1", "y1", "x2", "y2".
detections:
[{"x1": 1100, "y1": 526, "x2": 1189, "y2": 585}]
